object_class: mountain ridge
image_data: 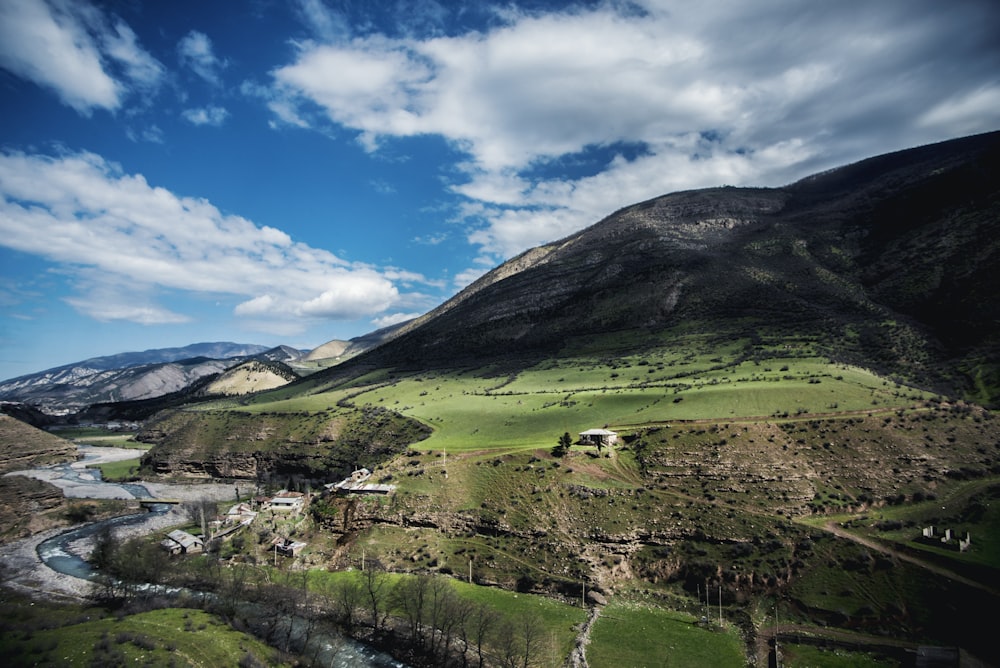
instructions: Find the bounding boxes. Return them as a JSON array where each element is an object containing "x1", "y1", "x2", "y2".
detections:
[{"x1": 312, "y1": 130, "x2": 1000, "y2": 405}]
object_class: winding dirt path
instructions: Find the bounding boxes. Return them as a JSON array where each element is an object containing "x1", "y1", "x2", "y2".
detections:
[{"x1": 819, "y1": 520, "x2": 998, "y2": 597}]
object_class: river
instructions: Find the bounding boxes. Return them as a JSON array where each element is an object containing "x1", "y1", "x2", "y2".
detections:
[{"x1": 5, "y1": 444, "x2": 405, "y2": 667}]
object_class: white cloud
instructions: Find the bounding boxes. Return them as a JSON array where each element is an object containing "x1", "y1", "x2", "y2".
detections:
[
  {"x1": 295, "y1": 0, "x2": 350, "y2": 43},
  {"x1": 0, "y1": 150, "x2": 430, "y2": 327},
  {"x1": 268, "y1": 0, "x2": 1000, "y2": 261},
  {"x1": 177, "y1": 30, "x2": 226, "y2": 85},
  {"x1": 65, "y1": 296, "x2": 190, "y2": 325},
  {"x1": 181, "y1": 106, "x2": 230, "y2": 126},
  {"x1": 0, "y1": 0, "x2": 162, "y2": 113},
  {"x1": 372, "y1": 312, "x2": 421, "y2": 329},
  {"x1": 919, "y1": 85, "x2": 1000, "y2": 136}
]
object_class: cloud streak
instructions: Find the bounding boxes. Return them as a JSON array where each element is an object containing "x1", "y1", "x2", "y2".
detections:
[{"x1": 0, "y1": 150, "x2": 423, "y2": 329}]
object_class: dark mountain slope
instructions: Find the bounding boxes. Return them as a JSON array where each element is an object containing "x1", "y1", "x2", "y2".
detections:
[{"x1": 323, "y1": 131, "x2": 1000, "y2": 403}]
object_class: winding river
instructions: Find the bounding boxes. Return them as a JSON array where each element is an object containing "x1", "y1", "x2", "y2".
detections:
[{"x1": 13, "y1": 444, "x2": 405, "y2": 668}]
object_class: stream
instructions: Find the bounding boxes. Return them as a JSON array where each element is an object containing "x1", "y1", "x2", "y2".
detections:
[{"x1": 15, "y1": 445, "x2": 405, "y2": 667}]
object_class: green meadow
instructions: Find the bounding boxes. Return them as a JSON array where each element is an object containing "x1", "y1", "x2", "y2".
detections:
[
  {"x1": 0, "y1": 606, "x2": 283, "y2": 667},
  {"x1": 587, "y1": 600, "x2": 745, "y2": 667},
  {"x1": 240, "y1": 346, "x2": 929, "y2": 455}
]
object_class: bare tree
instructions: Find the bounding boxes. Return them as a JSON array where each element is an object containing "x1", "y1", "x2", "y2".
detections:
[
  {"x1": 464, "y1": 601, "x2": 499, "y2": 668},
  {"x1": 182, "y1": 498, "x2": 218, "y2": 539},
  {"x1": 331, "y1": 576, "x2": 364, "y2": 630},
  {"x1": 361, "y1": 556, "x2": 389, "y2": 633},
  {"x1": 391, "y1": 574, "x2": 430, "y2": 647}
]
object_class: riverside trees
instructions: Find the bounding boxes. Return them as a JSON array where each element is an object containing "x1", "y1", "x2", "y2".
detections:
[{"x1": 90, "y1": 535, "x2": 552, "y2": 666}]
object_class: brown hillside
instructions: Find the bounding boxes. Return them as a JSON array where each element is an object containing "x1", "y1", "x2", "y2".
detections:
[{"x1": 0, "y1": 414, "x2": 76, "y2": 473}]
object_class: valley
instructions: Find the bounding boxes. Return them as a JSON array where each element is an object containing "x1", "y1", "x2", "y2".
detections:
[{"x1": 2, "y1": 132, "x2": 1000, "y2": 666}]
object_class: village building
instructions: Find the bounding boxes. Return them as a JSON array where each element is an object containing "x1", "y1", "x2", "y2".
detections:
[
  {"x1": 226, "y1": 502, "x2": 257, "y2": 524},
  {"x1": 579, "y1": 428, "x2": 619, "y2": 448},
  {"x1": 326, "y1": 467, "x2": 396, "y2": 495},
  {"x1": 272, "y1": 536, "x2": 308, "y2": 557},
  {"x1": 269, "y1": 490, "x2": 306, "y2": 513},
  {"x1": 160, "y1": 529, "x2": 203, "y2": 555}
]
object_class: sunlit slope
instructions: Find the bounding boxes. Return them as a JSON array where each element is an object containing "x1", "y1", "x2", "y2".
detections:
[{"x1": 244, "y1": 330, "x2": 930, "y2": 453}]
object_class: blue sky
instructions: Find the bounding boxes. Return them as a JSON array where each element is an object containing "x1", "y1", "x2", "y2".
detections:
[{"x1": 1, "y1": 0, "x2": 999, "y2": 381}]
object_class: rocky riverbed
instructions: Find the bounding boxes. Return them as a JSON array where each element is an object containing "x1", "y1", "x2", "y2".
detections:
[{"x1": 1, "y1": 445, "x2": 239, "y2": 601}]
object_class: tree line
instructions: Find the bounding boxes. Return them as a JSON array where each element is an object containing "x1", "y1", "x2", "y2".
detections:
[{"x1": 91, "y1": 531, "x2": 551, "y2": 667}]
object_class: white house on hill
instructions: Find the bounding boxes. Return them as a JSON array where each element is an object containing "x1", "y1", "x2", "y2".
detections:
[{"x1": 579, "y1": 428, "x2": 618, "y2": 447}]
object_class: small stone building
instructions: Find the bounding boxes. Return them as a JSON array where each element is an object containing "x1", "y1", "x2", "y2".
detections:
[
  {"x1": 160, "y1": 529, "x2": 203, "y2": 555},
  {"x1": 579, "y1": 428, "x2": 619, "y2": 447}
]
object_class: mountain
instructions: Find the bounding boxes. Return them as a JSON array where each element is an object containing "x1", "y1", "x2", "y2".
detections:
[
  {"x1": 199, "y1": 359, "x2": 300, "y2": 397},
  {"x1": 326, "y1": 130, "x2": 1000, "y2": 406},
  {"x1": 133, "y1": 132, "x2": 1000, "y2": 661},
  {"x1": 301, "y1": 321, "x2": 413, "y2": 364},
  {"x1": 0, "y1": 342, "x2": 306, "y2": 415}
]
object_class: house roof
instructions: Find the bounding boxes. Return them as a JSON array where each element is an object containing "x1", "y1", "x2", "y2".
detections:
[
  {"x1": 580, "y1": 428, "x2": 617, "y2": 436},
  {"x1": 164, "y1": 529, "x2": 202, "y2": 549}
]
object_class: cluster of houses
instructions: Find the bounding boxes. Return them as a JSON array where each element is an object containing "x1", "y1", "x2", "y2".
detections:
[
  {"x1": 159, "y1": 470, "x2": 401, "y2": 558},
  {"x1": 159, "y1": 489, "x2": 309, "y2": 556},
  {"x1": 159, "y1": 436, "x2": 617, "y2": 558},
  {"x1": 919, "y1": 526, "x2": 972, "y2": 552}
]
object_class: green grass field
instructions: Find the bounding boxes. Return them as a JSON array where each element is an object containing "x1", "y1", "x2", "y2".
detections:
[
  {"x1": 587, "y1": 600, "x2": 745, "y2": 667},
  {"x1": 781, "y1": 645, "x2": 900, "y2": 668},
  {"x1": 0, "y1": 607, "x2": 283, "y2": 667},
  {"x1": 87, "y1": 456, "x2": 142, "y2": 481},
  {"x1": 239, "y1": 349, "x2": 930, "y2": 456}
]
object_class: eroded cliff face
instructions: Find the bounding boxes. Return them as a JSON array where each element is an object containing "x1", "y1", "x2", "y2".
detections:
[{"x1": 138, "y1": 405, "x2": 431, "y2": 482}]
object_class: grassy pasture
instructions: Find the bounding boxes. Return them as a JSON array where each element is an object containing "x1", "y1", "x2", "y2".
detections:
[
  {"x1": 781, "y1": 645, "x2": 900, "y2": 668},
  {"x1": 587, "y1": 600, "x2": 745, "y2": 667},
  {"x1": 88, "y1": 456, "x2": 142, "y2": 482},
  {"x1": 0, "y1": 607, "x2": 282, "y2": 667},
  {"x1": 239, "y1": 351, "x2": 929, "y2": 456}
]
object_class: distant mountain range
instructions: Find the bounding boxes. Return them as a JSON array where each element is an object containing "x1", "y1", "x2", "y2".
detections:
[
  {"x1": 0, "y1": 342, "x2": 298, "y2": 415},
  {"x1": 0, "y1": 329, "x2": 411, "y2": 416}
]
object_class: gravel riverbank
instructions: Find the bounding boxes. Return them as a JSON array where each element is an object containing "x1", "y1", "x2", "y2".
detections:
[{"x1": 1, "y1": 472, "x2": 238, "y2": 602}]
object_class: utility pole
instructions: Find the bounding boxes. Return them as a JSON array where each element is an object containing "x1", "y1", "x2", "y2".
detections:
[
  {"x1": 718, "y1": 584, "x2": 722, "y2": 627},
  {"x1": 705, "y1": 579, "x2": 709, "y2": 622},
  {"x1": 775, "y1": 602, "x2": 780, "y2": 668},
  {"x1": 468, "y1": 558, "x2": 473, "y2": 584}
]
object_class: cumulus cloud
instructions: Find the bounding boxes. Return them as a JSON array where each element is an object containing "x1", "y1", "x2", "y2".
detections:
[
  {"x1": 0, "y1": 150, "x2": 426, "y2": 328},
  {"x1": 181, "y1": 106, "x2": 230, "y2": 126},
  {"x1": 0, "y1": 0, "x2": 163, "y2": 113},
  {"x1": 177, "y1": 30, "x2": 227, "y2": 85},
  {"x1": 270, "y1": 0, "x2": 1000, "y2": 261}
]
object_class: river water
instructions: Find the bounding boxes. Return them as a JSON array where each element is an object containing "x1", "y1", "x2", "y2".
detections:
[{"x1": 16, "y1": 445, "x2": 405, "y2": 668}]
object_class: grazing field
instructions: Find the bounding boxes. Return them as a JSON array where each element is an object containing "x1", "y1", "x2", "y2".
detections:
[
  {"x1": 87, "y1": 456, "x2": 142, "y2": 482},
  {"x1": 0, "y1": 606, "x2": 283, "y2": 667},
  {"x1": 587, "y1": 600, "x2": 745, "y2": 668},
  {"x1": 239, "y1": 345, "x2": 930, "y2": 456}
]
